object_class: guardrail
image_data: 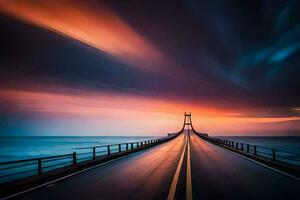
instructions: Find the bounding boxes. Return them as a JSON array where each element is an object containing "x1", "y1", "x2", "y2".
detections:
[
  {"x1": 0, "y1": 134, "x2": 180, "y2": 184},
  {"x1": 196, "y1": 133, "x2": 300, "y2": 167},
  {"x1": 0, "y1": 153, "x2": 74, "y2": 184}
]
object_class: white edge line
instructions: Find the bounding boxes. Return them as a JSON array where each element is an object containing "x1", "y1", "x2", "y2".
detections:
[
  {"x1": 227, "y1": 150, "x2": 300, "y2": 182},
  {"x1": 1, "y1": 142, "x2": 170, "y2": 200},
  {"x1": 212, "y1": 142, "x2": 300, "y2": 182}
]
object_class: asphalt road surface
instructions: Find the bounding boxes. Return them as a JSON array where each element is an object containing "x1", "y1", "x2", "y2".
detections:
[
  {"x1": 13, "y1": 134, "x2": 186, "y2": 200},
  {"x1": 8, "y1": 130, "x2": 300, "y2": 200},
  {"x1": 189, "y1": 131, "x2": 300, "y2": 200}
]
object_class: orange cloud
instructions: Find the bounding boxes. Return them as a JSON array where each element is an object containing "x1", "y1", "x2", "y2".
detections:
[
  {"x1": 0, "y1": 88, "x2": 229, "y2": 117},
  {"x1": 0, "y1": 0, "x2": 167, "y2": 71},
  {"x1": 0, "y1": 87, "x2": 299, "y2": 135}
]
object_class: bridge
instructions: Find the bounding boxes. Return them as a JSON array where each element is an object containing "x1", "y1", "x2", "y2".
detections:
[{"x1": 0, "y1": 113, "x2": 300, "y2": 200}]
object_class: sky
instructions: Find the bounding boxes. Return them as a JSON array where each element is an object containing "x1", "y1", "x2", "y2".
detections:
[{"x1": 0, "y1": 0, "x2": 300, "y2": 136}]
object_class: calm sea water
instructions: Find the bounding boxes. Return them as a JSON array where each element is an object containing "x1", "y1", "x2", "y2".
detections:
[
  {"x1": 0, "y1": 136, "x2": 159, "y2": 162},
  {"x1": 1, "y1": 136, "x2": 300, "y2": 163},
  {"x1": 218, "y1": 136, "x2": 300, "y2": 154}
]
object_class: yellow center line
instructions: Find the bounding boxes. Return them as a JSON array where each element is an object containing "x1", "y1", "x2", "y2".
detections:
[
  {"x1": 167, "y1": 134, "x2": 187, "y2": 200},
  {"x1": 186, "y1": 133, "x2": 193, "y2": 200}
]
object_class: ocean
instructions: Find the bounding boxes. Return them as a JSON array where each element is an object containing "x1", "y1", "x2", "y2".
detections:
[
  {"x1": 0, "y1": 136, "x2": 300, "y2": 163},
  {"x1": 0, "y1": 136, "x2": 300, "y2": 184},
  {"x1": 0, "y1": 136, "x2": 159, "y2": 162}
]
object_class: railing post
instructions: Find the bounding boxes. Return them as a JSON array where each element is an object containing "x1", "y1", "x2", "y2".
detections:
[
  {"x1": 241, "y1": 143, "x2": 244, "y2": 151},
  {"x1": 236, "y1": 142, "x2": 238, "y2": 150},
  {"x1": 73, "y1": 152, "x2": 77, "y2": 165},
  {"x1": 137, "y1": 142, "x2": 139, "y2": 148},
  {"x1": 272, "y1": 149, "x2": 276, "y2": 160},
  {"x1": 38, "y1": 158, "x2": 42, "y2": 175},
  {"x1": 126, "y1": 143, "x2": 128, "y2": 151},
  {"x1": 118, "y1": 144, "x2": 121, "y2": 152},
  {"x1": 254, "y1": 145, "x2": 257, "y2": 155},
  {"x1": 107, "y1": 145, "x2": 110, "y2": 155},
  {"x1": 247, "y1": 144, "x2": 249, "y2": 153},
  {"x1": 131, "y1": 143, "x2": 133, "y2": 149},
  {"x1": 93, "y1": 147, "x2": 96, "y2": 159}
]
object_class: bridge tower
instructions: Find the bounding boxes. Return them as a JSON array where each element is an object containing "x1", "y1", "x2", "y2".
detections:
[
  {"x1": 184, "y1": 112, "x2": 192, "y2": 126},
  {"x1": 183, "y1": 112, "x2": 193, "y2": 134}
]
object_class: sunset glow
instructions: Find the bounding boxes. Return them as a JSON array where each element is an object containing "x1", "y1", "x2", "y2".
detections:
[
  {"x1": 0, "y1": 86, "x2": 299, "y2": 136},
  {"x1": 0, "y1": 0, "x2": 299, "y2": 136},
  {"x1": 0, "y1": 0, "x2": 167, "y2": 71}
]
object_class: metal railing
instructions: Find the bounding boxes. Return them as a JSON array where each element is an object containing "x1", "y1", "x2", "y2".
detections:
[
  {"x1": 203, "y1": 136, "x2": 300, "y2": 167},
  {"x1": 0, "y1": 134, "x2": 180, "y2": 184},
  {"x1": 0, "y1": 153, "x2": 74, "y2": 184}
]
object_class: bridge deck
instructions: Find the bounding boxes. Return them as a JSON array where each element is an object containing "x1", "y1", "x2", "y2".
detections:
[
  {"x1": 14, "y1": 134, "x2": 185, "y2": 200},
  {"x1": 189, "y1": 132, "x2": 299, "y2": 199},
  {"x1": 9, "y1": 131, "x2": 300, "y2": 200}
]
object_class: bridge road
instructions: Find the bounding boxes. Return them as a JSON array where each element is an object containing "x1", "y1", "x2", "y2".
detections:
[
  {"x1": 189, "y1": 131, "x2": 300, "y2": 200},
  {"x1": 13, "y1": 133, "x2": 186, "y2": 200}
]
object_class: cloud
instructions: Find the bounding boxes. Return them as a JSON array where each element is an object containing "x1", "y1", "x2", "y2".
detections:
[
  {"x1": 1, "y1": 86, "x2": 299, "y2": 135},
  {"x1": 0, "y1": 0, "x2": 168, "y2": 72}
]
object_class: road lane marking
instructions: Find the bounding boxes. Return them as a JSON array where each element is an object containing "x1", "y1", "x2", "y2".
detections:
[
  {"x1": 167, "y1": 134, "x2": 187, "y2": 200},
  {"x1": 1, "y1": 137, "x2": 181, "y2": 200},
  {"x1": 198, "y1": 136, "x2": 300, "y2": 182},
  {"x1": 44, "y1": 183, "x2": 56, "y2": 188},
  {"x1": 1, "y1": 156, "x2": 132, "y2": 200},
  {"x1": 226, "y1": 149, "x2": 300, "y2": 182},
  {"x1": 186, "y1": 133, "x2": 193, "y2": 200}
]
